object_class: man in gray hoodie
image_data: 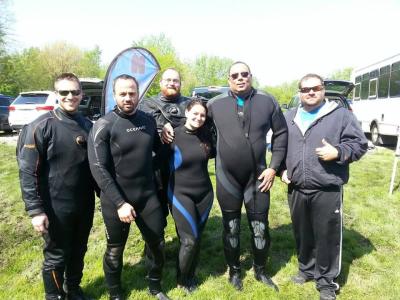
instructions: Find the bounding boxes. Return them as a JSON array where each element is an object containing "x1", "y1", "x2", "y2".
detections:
[{"x1": 281, "y1": 73, "x2": 368, "y2": 300}]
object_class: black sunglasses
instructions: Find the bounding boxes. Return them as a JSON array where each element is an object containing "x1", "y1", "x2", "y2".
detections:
[
  {"x1": 57, "y1": 90, "x2": 81, "y2": 96},
  {"x1": 299, "y1": 85, "x2": 324, "y2": 93},
  {"x1": 230, "y1": 72, "x2": 250, "y2": 80}
]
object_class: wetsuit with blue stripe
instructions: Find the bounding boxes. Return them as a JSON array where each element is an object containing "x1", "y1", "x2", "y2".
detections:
[{"x1": 168, "y1": 124, "x2": 215, "y2": 286}]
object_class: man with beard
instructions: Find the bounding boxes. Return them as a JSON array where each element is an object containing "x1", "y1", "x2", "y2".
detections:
[
  {"x1": 17, "y1": 73, "x2": 96, "y2": 300},
  {"x1": 280, "y1": 73, "x2": 367, "y2": 300},
  {"x1": 88, "y1": 74, "x2": 169, "y2": 300},
  {"x1": 140, "y1": 68, "x2": 191, "y2": 213},
  {"x1": 207, "y1": 61, "x2": 288, "y2": 291}
]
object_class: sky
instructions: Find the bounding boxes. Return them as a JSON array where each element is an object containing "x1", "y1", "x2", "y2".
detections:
[{"x1": 6, "y1": 0, "x2": 400, "y2": 86}]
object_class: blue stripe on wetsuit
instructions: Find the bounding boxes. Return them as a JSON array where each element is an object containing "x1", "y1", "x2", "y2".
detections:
[{"x1": 168, "y1": 145, "x2": 198, "y2": 238}]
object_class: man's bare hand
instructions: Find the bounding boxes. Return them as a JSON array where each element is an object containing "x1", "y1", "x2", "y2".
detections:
[
  {"x1": 315, "y1": 138, "x2": 339, "y2": 161},
  {"x1": 117, "y1": 203, "x2": 136, "y2": 223},
  {"x1": 161, "y1": 123, "x2": 174, "y2": 144},
  {"x1": 32, "y1": 213, "x2": 49, "y2": 233},
  {"x1": 280, "y1": 170, "x2": 291, "y2": 185},
  {"x1": 257, "y1": 168, "x2": 276, "y2": 192}
]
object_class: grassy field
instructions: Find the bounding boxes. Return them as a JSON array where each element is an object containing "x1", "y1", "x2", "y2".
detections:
[{"x1": 1, "y1": 142, "x2": 400, "y2": 300}]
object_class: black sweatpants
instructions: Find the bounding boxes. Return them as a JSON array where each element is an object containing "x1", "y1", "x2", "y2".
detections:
[{"x1": 288, "y1": 186, "x2": 342, "y2": 291}]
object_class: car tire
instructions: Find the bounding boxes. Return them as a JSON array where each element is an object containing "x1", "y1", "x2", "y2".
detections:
[{"x1": 370, "y1": 123, "x2": 383, "y2": 145}]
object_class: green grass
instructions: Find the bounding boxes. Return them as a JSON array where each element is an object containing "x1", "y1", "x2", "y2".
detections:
[{"x1": 1, "y1": 143, "x2": 400, "y2": 299}]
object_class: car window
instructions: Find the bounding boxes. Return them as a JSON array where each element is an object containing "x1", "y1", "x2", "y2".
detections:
[
  {"x1": 13, "y1": 94, "x2": 49, "y2": 105},
  {"x1": 0, "y1": 97, "x2": 11, "y2": 106}
]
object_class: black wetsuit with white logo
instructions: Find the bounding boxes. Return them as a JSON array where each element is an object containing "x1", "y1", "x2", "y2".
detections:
[
  {"x1": 17, "y1": 108, "x2": 95, "y2": 297},
  {"x1": 88, "y1": 107, "x2": 165, "y2": 295},
  {"x1": 167, "y1": 124, "x2": 215, "y2": 284},
  {"x1": 207, "y1": 88, "x2": 288, "y2": 272}
]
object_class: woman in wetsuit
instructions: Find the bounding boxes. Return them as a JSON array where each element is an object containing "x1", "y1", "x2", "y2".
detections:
[{"x1": 167, "y1": 99, "x2": 215, "y2": 292}]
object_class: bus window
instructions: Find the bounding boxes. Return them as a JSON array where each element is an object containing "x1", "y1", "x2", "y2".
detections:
[
  {"x1": 361, "y1": 73, "x2": 370, "y2": 100},
  {"x1": 378, "y1": 65, "x2": 390, "y2": 98},
  {"x1": 390, "y1": 61, "x2": 400, "y2": 97},
  {"x1": 369, "y1": 70, "x2": 378, "y2": 99},
  {"x1": 354, "y1": 76, "x2": 361, "y2": 100}
]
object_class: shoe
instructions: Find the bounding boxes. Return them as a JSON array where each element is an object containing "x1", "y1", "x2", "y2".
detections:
[
  {"x1": 109, "y1": 294, "x2": 124, "y2": 300},
  {"x1": 65, "y1": 287, "x2": 92, "y2": 300},
  {"x1": 253, "y1": 265, "x2": 279, "y2": 292},
  {"x1": 228, "y1": 272, "x2": 243, "y2": 291},
  {"x1": 177, "y1": 277, "x2": 198, "y2": 293},
  {"x1": 320, "y1": 289, "x2": 336, "y2": 300},
  {"x1": 291, "y1": 273, "x2": 313, "y2": 285},
  {"x1": 152, "y1": 291, "x2": 171, "y2": 300},
  {"x1": 255, "y1": 272, "x2": 279, "y2": 292}
]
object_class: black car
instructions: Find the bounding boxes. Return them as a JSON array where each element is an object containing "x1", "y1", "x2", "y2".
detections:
[
  {"x1": 191, "y1": 86, "x2": 230, "y2": 100},
  {"x1": 0, "y1": 94, "x2": 14, "y2": 133},
  {"x1": 283, "y1": 80, "x2": 354, "y2": 111}
]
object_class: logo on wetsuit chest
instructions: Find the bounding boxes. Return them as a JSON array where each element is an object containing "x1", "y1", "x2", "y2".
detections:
[{"x1": 126, "y1": 125, "x2": 146, "y2": 133}]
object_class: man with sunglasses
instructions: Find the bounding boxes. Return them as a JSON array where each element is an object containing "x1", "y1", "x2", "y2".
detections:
[
  {"x1": 207, "y1": 61, "x2": 288, "y2": 291},
  {"x1": 280, "y1": 73, "x2": 367, "y2": 300},
  {"x1": 17, "y1": 73, "x2": 96, "y2": 300}
]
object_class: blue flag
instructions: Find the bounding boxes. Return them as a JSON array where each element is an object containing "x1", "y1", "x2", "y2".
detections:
[{"x1": 102, "y1": 47, "x2": 160, "y2": 114}]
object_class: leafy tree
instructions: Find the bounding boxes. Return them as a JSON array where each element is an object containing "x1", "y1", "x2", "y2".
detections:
[
  {"x1": 263, "y1": 80, "x2": 298, "y2": 105},
  {"x1": 135, "y1": 34, "x2": 193, "y2": 96},
  {"x1": 0, "y1": 42, "x2": 105, "y2": 95},
  {"x1": 328, "y1": 67, "x2": 353, "y2": 80},
  {"x1": 191, "y1": 54, "x2": 233, "y2": 86}
]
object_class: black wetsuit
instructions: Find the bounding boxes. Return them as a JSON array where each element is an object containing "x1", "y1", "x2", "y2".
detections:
[
  {"x1": 207, "y1": 88, "x2": 287, "y2": 275},
  {"x1": 140, "y1": 93, "x2": 191, "y2": 214},
  {"x1": 88, "y1": 107, "x2": 166, "y2": 295},
  {"x1": 17, "y1": 108, "x2": 95, "y2": 299},
  {"x1": 167, "y1": 125, "x2": 215, "y2": 285}
]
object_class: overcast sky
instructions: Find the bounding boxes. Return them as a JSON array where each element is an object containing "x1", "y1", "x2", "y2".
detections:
[{"x1": 8, "y1": 0, "x2": 400, "y2": 86}]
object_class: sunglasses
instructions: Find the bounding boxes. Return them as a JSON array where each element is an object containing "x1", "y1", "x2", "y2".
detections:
[
  {"x1": 57, "y1": 90, "x2": 81, "y2": 96},
  {"x1": 299, "y1": 85, "x2": 324, "y2": 93},
  {"x1": 230, "y1": 72, "x2": 250, "y2": 80}
]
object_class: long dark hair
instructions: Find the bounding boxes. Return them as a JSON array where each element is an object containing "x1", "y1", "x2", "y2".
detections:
[{"x1": 185, "y1": 98, "x2": 213, "y2": 157}]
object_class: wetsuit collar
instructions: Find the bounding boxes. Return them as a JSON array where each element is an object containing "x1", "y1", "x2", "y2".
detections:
[
  {"x1": 113, "y1": 105, "x2": 137, "y2": 119},
  {"x1": 159, "y1": 93, "x2": 181, "y2": 103},
  {"x1": 183, "y1": 124, "x2": 199, "y2": 135},
  {"x1": 230, "y1": 87, "x2": 255, "y2": 100}
]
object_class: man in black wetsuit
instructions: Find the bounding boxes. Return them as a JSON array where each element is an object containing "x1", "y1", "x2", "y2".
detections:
[
  {"x1": 207, "y1": 62, "x2": 288, "y2": 291},
  {"x1": 17, "y1": 73, "x2": 96, "y2": 300},
  {"x1": 140, "y1": 68, "x2": 191, "y2": 213},
  {"x1": 88, "y1": 74, "x2": 169, "y2": 300}
]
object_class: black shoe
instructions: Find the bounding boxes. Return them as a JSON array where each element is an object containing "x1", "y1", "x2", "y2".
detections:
[
  {"x1": 228, "y1": 272, "x2": 243, "y2": 291},
  {"x1": 320, "y1": 289, "x2": 336, "y2": 300},
  {"x1": 65, "y1": 287, "x2": 92, "y2": 300},
  {"x1": 291, "y1": 273, "x2": 313, "y2": 285},
  {"x1": 109, "y1": 294, "x2": 124, "y2": 300},
  {"x1": 255, "y1": 272, "x2": 279, "y2": 292},
  {"x1": 177, "y1": 276, "x2": 198, "y2": 293}
]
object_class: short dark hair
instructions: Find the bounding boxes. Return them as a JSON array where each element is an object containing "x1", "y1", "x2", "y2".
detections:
[
  {"x1": 298, "y1": 73, "x2": 324, "y2": 89},
  {"x1": 112, "y1": 74, "x2": 139, "y2": 93},
  {"x1": 228, "y1": 61, "x2": 252, "y2": 75},
  {"x1": 54, "y1": 73, "x2": 81, "y2": 90},
  {"x1": 186, "y1": 98, "x2": 208, "y2": 115}
]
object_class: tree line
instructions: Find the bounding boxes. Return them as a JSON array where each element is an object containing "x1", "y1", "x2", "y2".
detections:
[{"x1": 0, "y1": 4, "x2": 351, "y2": 104}]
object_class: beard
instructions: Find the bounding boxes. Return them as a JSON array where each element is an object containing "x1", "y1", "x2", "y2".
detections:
[{"x1": 161, "y1": 86, "x2": 179, "y2": 99}]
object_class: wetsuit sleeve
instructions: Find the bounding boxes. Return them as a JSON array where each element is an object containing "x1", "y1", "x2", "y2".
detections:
[
  {"x1": 141, "y1": 98, "x2": 169, "y2": 133},
  {"x1": 88, "y1": 119, "x2": 126, "y2": 208},
  {"x1": 17, "y1": 121, "x2": 48, "y2": 217},
  {"x1": 335, "y1": 111, "x2": 368, "y2": 164},
  {"x1": 269, "y1": 100, "x2": 288, "y2": 170}
]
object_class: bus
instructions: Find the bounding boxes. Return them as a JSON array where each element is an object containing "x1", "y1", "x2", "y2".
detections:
[{"x1": 351, "y1": 53, "x2": 400, "y2": 145}]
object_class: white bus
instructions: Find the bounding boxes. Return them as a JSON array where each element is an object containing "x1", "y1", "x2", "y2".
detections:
[{"x1": 351, "y1": 53, "x2": 400, "y2": 145}]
